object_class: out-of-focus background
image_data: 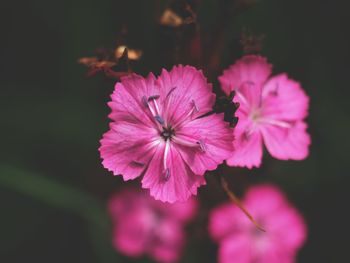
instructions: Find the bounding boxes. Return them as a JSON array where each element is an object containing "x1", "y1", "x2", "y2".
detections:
[{"x1": 1, "y1": 0, "x2": 349, "y2": 262}]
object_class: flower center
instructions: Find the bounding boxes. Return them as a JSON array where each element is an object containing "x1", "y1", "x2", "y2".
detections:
[
  {"x1": 141, "y1": 92, "x2": 207, "y2": 182},
  {"x1": 250, "y1": 109, "x2": 261, "y2": 122},
  {"x1": 160, "y1": 126, "x2": 175, "y2": 140}
]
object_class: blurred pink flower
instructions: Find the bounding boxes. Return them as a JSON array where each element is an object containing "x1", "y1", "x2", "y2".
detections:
[
  {"x1": 108, "y1": 188, "x2": 197, "y2": 263},
  {"x1": 100, "y1": 65, "x2": 233, "y2": 203},
  {"x1": 209, "y1": 184, "x2": 307, "y2": 263},
  {"x1": 219, "y1": 55, "x2": 310, "y2": 168}
]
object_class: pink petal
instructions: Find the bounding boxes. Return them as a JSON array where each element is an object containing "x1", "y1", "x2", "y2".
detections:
[
  {"x1": 209, "y1": 203, "x2": 241, "y2": 242},
  {"x1": 244, "y1": 185, "x2": 307, "y2": 252},
  {"x1": 267, "y1": 207, "x2": 307, "y2": 251},
  {"x1": 244, "y1": 184, "x2": 288, "y2": 215},
  {"x1": 108, "y1": 73, "x2": 158, "y2": 126},
  {"x1": 149, "y1": 220, "x2": 184, "y2": 263},
  {"x1": 141, "y1": 143, "x2": 206, "y2": 203},
  {"x1": 256, "y1": 247, "x2": 295, "y2": 263},
  {"x1": 160, "y1": 197, "x2": 198, "y2": 223},
  {"x1": 99, "y1": 122, "x2": 158, "y2": 180},
  {"x1": 219, "y1": 55, "x2": 272, "y2": 96},
  {"x1": 226, "y1": 116, "x2": 263, "y2": 168},
  {"x1": 157, "y1": 65, "x2": 216, "y2": 125},
  {"x1": 112, "y1": 207, "x2": 153, "y2": 257},
  {"x1": 210, "y1": 185, "x2": 307, "y2": 263},
  {"x1": 261, "y1": 121, "x2": 311, "y2": 160},
  {"x1": 218, "y1": 235, "x2": 252, "y2": 263},
  {"x1": 262, "y1": 74, "x2": 309, "y2": 120},
  {"x1": 108, "y1": 189, "x2": 149, "y2": 221},
  {"x1": 233, "y1": 81, "x2": 263, "y2": 111},
  {"x1": 175, "y1": 113, "x2": 234, "y2": 175}
]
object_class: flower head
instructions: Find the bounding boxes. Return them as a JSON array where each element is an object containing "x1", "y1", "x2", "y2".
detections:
[
  {"x1": 219, "y1": 55, "x2": 310, "y2": 168},
  {"x1": 209, "y1": 184, "x2": 307, "y2": 263},
  {"x1": 108, "y1": 188, "x2": 197, "y2": 263},
  {"x1": 100, "y1": 65, "x2": 233, "y2": 202}
]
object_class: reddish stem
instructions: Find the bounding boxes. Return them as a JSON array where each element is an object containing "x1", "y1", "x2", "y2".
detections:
[{"x1": 220, "y1": 176, "x2": 266, "y2": 232}]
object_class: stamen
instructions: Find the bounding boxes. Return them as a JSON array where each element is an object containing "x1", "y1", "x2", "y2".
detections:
[
  {"x1": 148, "y1": 95, "x2": 161, "y2": 115},
  {"x1": 155, "y1": 115, "x2": 165, "y2": 125},
  {"x1": 191, "y1": 99, "x2": 199, "y2": 113},
  {"x1": 196, "y1": 139, "x2": 207, "y2": 152},
  {"x1": 165, "y1": 87, "x2": 177, "y2": 100},
  {"x1": 260, "y1": 118, "x2": 293, "y2": 129},
  {"x1": 235, "y1": 90, "x2": 248, "y2": 106},
  {"x1": 172, "y1": 100, "x2": 200, "y2": 129},
  {"x1": 142, "y1": 95, "x2": 165, "y2": 129},
  {"x1": 164, "y1": 168, "x2": 170, "y2": 181},
  {"x1": 148, "y1": 95, "x2": 160, "y2": 101},
  {"x1": 141, "y1": 95, "x2": 148, "y2": 108},
  {"x1": 172, "y1": 136, "x2": 198, "y2": 147},
  {"x1": 153, "y1": 99, "x2": 161, "y2": 115},
  {"x1": 131, "y1": 161, "x2": 145, "y2": 167},
  {"x1": 161, "y1": 87, "x2": 177, "y2": 125},
  {"x1": 163, "y1": 140, "x2": 170, "y2": 168},
  {"x1": 148, "y1": 104, "x2": 156, "y2": 116},
  {"x1": 163, "y1": 140, "x2": 171, "y2": 181},
  {"x1": 172, "y1": 136, "x2": 205, "y2": 153}
]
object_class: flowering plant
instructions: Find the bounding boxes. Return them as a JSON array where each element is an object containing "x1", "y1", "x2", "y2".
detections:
[{"x1": 80, "y1": 1, "x2": 311, "y2": 262}]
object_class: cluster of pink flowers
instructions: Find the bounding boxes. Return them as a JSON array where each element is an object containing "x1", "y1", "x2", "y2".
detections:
[
  {"x1": 100, "y1": 55, "x2": 310, "y2": 262},
  {"x1": 100, "y1": 55, "x2": 310, "y2": 203},
  {"x1": 108, "y1": 188, "x2": 197, "y2": 263},
  {"x1": 109, "y1": 185, "x2": 306, "y2": 263},
  {"x1": 209, "y1": 184, "x2": 307, "y2": 263}
]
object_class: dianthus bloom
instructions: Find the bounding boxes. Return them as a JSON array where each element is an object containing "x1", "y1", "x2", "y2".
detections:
[
  {"x1": 108, "y1": 188, "x2": 197, "y2": 263},
  {"x1": 209, "y1": 184, "x2": 307, "y2": 263},
  {"x1": 100, "y1": 65, "x2": 233, "y2": 202},
  {"x1": 219, "y1": 55, "x2": 310, "y2": 168}
]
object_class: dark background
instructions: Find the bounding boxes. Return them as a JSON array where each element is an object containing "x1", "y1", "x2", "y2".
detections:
[{"x1": 1, "y1": 0, "x2": 349, "y2": 262}]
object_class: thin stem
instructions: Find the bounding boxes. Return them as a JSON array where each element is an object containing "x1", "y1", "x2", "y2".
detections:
[{"x1": 220, "y1": 176, "x2": 266, "y2": 232}]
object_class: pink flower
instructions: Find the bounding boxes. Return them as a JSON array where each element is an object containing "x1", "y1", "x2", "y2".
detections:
[
  {"x1": 209, "y1": 184, "x2": 307, "y2": 263},
  {"x1": 219, "y1": 55, "x2": 310, "y2": 168},
  {"x1": 100, "y1": 65, "x2": 233, "y2": 203},
  {"x1": 108, "y1": 188, "x2": 197, "y2": 263}
]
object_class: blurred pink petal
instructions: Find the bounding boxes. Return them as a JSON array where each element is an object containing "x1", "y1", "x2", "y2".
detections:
[
  {"x1": 261, "y1": 121, "x2": 310, "y2": 160},
  {"x1": 149, "y1": 220, "x2": 184, "y2": 263},
  {"x1": 159, "y1": 193, "x2": 198, "y2": 223},
  {"x1": 262, "y1": 74, "x2": 309, "y2": 120},
  {"x1": 109, "y1": 189, "x2": 198, "y2": 263},
  {"x1": 112, "y1": 207, "x2": 152, "y2": 257},
  {"x1": 219, "y1": 55, "x2": 272, "y2": 96},
  {"x1": 100, "y1": 65, "x2": 233, "y2": 202},
  {"x1": 209, "y1": 184, "x2": 307, "y2": 263},
  {"x1": 226, "y1": 117, "x2": 263, "y2": 168},
  {"x1": 219, "y1": 55, "x2": 310, "y2": 168},
  {"x1": 219, "y1": 235, "x2": 252, "y2": 263},
  {"x1": 208, "y1": 203, "x2": 241, "y2": 242}
]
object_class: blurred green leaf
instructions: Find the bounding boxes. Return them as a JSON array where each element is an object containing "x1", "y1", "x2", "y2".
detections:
[{"x1": 0, "y1": 164, "x2": 121, "y2": 262}]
